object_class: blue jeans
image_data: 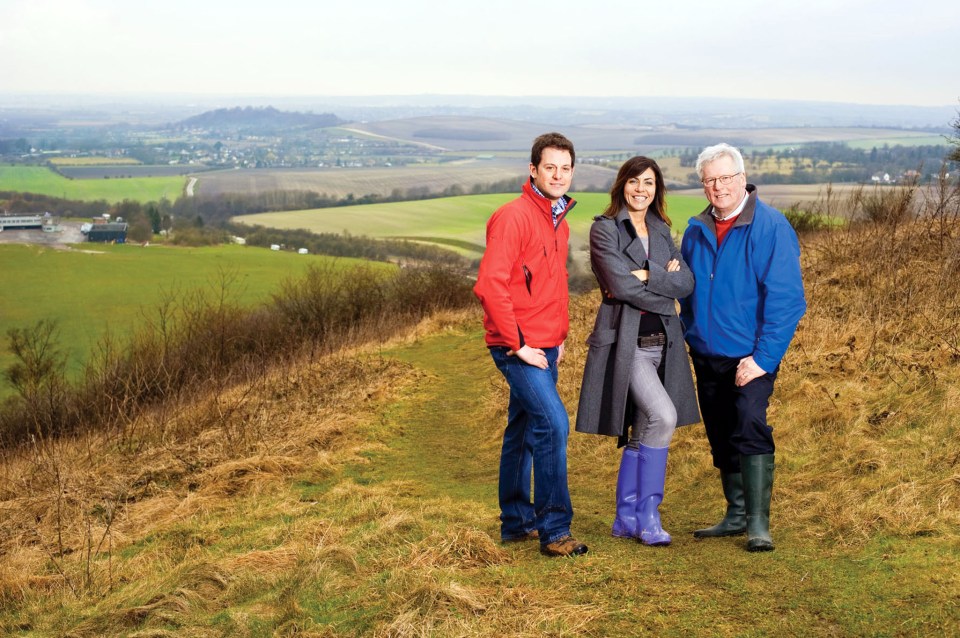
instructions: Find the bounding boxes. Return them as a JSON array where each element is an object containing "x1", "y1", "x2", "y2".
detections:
[{"x1": 490, "y1": 346, "x2": 573, "y2": 545}]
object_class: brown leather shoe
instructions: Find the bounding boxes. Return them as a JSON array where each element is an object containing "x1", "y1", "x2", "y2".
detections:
[
  {"x1": 540, "y1": 535, "x2": 588, "y2": 557},
  {"x1": 502, "y1": 530, "x2": 539, "y2": 544}
]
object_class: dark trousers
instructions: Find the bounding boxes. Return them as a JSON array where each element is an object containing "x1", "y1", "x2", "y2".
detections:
[{"x1": 690, "y1": 352, "x2": 777, "y2": 472}]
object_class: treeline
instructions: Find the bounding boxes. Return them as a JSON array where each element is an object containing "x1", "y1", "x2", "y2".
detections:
[
  {"x1": 0, "y1": 139, "x2": 31, "y2": 155},
  {"x1": 0, "y1": 191, "x2": 110, "y2": 218},
  {"x1": 231, "y1": 223, "x2": 468, "y2": 267},
  {"x1": 177, "y1": 106, "x2": 343, "y2": 131},
  {"x1": 678, "y1": 142, "x2": 955, "y2": 184},
  {"x1": 3, "y1": 173, "x2": 524, "y2": 234}
]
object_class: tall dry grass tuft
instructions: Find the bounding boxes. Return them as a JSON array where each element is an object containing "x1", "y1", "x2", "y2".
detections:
[
  {"x1": 371, "y1": 569, "x2": 607, "y2": 638},
  {"x1": 406, "y1": 526, "x2": 508, "y2": 569}
]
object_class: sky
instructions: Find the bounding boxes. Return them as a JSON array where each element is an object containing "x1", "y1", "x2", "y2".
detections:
[{"x1": 3, "y1": 0, "x2": 958, "y2": 107}]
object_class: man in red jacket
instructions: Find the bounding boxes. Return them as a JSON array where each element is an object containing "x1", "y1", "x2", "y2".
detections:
[{"x1": 474, "y1": 132, "x2": 587, "y2": 557}]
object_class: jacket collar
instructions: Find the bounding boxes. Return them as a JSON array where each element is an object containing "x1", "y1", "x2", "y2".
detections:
[
  {"x1": 522, "y1": 178, "x2": 576, "y2": 226},
  {"x1": 694, "y1": 184, "x2": 759, "y2": 235}
]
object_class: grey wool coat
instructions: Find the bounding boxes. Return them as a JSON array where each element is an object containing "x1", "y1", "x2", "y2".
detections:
[{"x1": 575, "y1": 209, "x2": 701, "y2": 441}]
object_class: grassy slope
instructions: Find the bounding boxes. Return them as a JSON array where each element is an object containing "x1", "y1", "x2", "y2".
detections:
[
  {"x1": 0, "y1": 165, "x2": 185, "y2": 203},
  {"x1": 371, "y1": 322, "x2": 959, "y2": 636},
  {"x1": 0, "y1": 243, "x2": 388, "y2": 391},
  {"x1": 3, "y1": 201, "x2": 958, "y2": 635},
  {"x1": 2, "y1": 298, "x2": 956, "y2": 636}
]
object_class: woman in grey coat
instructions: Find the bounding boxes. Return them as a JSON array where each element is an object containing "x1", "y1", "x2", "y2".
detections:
[{"x1": 575, "y1": 156, "x2": 700, "y2": 546}]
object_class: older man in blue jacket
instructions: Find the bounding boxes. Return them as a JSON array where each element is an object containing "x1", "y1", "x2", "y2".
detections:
[{"x1": 680, "y1": 143, "x2": 806, "y2": 552}]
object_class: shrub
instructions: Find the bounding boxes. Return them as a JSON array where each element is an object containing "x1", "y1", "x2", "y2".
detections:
[
  {"x1": 1, "y1": 320, "x2": 70, "y2": 441},
  {"x1": 782, "y1": 204, "x2": 828, "y2": 234},
  {"x1": 0, "y1": 264, "x2": 474, "y2": 447}
]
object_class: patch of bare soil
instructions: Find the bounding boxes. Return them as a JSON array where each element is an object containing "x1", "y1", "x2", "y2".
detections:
[{"x1": 0, "y1": 222, "x2": 88, "y2": 249}]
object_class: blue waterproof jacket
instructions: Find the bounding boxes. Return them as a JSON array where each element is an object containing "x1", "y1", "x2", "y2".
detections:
[{"x1": 679, "y1": 185, "x2": 806, "y2": 373}]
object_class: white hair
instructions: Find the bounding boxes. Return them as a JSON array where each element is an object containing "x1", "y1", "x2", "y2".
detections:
[{"x1": 695, "y1": 143, "x2": 745, "y2": 179}]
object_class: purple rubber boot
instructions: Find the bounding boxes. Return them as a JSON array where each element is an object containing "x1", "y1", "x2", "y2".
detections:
[
  {"x1": 637, "y1": 444, "x2": 672, "y2": 546},
  {"x1": 611, "y1": 447, "x2": 640, "y2": 538}
]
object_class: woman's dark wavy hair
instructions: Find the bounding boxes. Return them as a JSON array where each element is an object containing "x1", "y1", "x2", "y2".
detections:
[{"x1": 602, "y1": 156, "x2": 670, "y2": 226}]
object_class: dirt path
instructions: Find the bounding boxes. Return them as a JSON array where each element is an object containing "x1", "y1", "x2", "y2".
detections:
[
  {"x1": 367, "y1": 327, "x2": 611, "y2": 538},
  {"x1": 365, "y1": 327, "x2": 607, "y2": 540}
]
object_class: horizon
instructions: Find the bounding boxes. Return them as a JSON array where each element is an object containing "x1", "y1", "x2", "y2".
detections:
[
  {"x1": 1, "y1": 92, "x2": 955, "y2": 131},
  {"x1": 1, "y1": 92, "x2": 956, "y2": 110}
]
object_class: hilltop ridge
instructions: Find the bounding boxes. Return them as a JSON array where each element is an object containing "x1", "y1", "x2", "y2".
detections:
[{"x1": 177, "y1": 105, "x2": 343, "y2": 131}]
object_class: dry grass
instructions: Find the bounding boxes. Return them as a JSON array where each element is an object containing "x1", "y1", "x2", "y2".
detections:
[
  {"x1": 373, "y1": 573, "x2": 606, "y2": 638},
  {"x1": 405, "y1": 526, "x2": 508, "y2": 569},
  {"x1": 772, "y1": 217, "x2": 960, "y2": 543},
  {"x1": 0, "y1": 306, "x2": 505, "y2": 635},
  {"x1": 0, "y1": 348, "x2": 416, "y2": 628}
]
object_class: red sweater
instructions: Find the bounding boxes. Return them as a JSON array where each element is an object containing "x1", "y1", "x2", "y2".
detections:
[
  {"x1": 473, "y1": 181, "x2": 575, "y2": 351},
  {"x1": 715, "y1": 214, "x2": 737, "y2": 244}
]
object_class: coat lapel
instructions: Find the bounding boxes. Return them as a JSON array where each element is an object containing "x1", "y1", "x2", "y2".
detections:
[
  {"x1": 616, "y1": 209, "x2": 648, "y2": 268},
  {"x1": 646, "y1": 218, "x2": 668, "y2": 265}
]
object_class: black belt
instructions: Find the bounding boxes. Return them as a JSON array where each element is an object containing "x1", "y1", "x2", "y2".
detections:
[{"x1": 638, "y1": 332, "x2": 667, "y2": 348}]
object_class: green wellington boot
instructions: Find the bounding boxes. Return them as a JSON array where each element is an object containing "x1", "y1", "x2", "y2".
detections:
[
  {"x1": 741, "y1": 454, "x2": 775, "y2": 552},
  {"x1": 693, "y1": 471, "x2": 746, "y2": 538}
]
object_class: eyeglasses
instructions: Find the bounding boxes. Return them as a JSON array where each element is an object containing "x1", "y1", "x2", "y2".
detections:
[{"x1": 701, "y1": 172, "x2": 742, "y2": 188}]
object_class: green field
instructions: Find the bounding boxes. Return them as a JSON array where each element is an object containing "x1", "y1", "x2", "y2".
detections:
[
  {"x1": 0, "y1": 165, "x2": 186, "y2": 203},
  {"x1": 0, "y1": 243, "x2": 390, "y2": 397},
  {"x1": 235, "y1": 192, "x2": 709, "y2": 257}
]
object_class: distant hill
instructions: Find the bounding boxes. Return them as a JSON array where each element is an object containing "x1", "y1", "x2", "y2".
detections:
[
  {"x1": 350, "y1": 115, "x2": 948, "y2": 152},
  {"x1": 178, "y1": 106, "x2": 343, "y2": 131}
]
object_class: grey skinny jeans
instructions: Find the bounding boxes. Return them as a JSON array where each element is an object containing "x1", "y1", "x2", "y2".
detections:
[{"x1": 626, "y1": 344, "x2": 678, "y2": 449}]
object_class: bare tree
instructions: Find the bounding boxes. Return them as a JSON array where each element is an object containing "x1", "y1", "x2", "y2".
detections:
[{"x1": 949, "y1": 104, "x2": 960, "y2": 163}]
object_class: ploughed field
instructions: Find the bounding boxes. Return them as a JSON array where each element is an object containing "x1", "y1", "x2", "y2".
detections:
[{"x1": 193, "y1": 159, "x2": 620, "y2": 199}]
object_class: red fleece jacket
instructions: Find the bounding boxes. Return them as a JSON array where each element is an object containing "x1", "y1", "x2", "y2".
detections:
[{"x1": 473, "y1": 180, "x2": 575, "y2": 351}]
